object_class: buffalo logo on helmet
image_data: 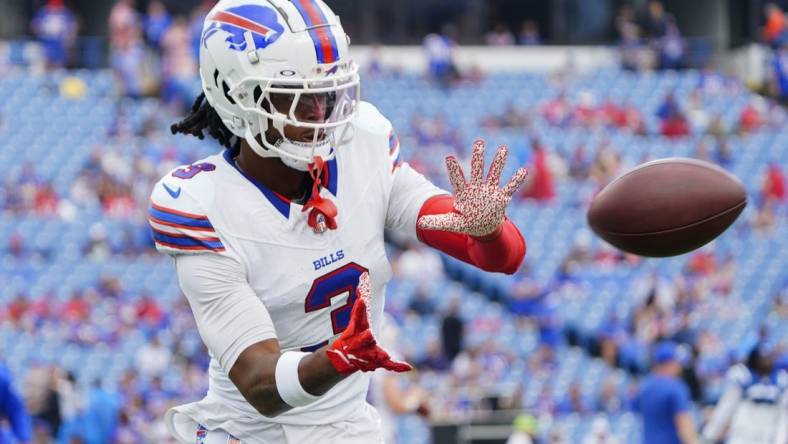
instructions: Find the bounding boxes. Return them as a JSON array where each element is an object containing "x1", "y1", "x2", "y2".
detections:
[{"x1": 202, "y1": 4, "x2": 284, "y2": 52}]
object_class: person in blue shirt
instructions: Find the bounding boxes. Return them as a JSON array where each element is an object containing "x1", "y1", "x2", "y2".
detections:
[
  {"x1": 0, "y1": 363, "x2": 32, "y2": 444},
  {"x1": 31, "y1": 0, "x2": 77, "y2": 69},
  {"x1": 633, "y1": 341, "x2": 699, "y2": 444}
]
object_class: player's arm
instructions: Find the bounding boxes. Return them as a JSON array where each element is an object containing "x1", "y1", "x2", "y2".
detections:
[
  {"x1": 671, "y1": 382, "x2": 700, "y2": 444},
  {"x1": 381, "y1": 374, "x2": 429, "y2": 416},
  {"x1": 415, "y1": 140, "x2": 528, "y2": 274},
  {"x1": 675, "y1": 412, "x2": 700, "y2": 444},
  {"x1": 700, "y1": 382, "x2": 741, "y2": 442},
  {"x1": 176, "y1": 253, "x2": 409, "y2": 417}
]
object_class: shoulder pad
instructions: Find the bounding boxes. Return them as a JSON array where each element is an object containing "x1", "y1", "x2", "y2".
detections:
[{"x1": 352, "y1": 101, "x2": 401, "y2": 170}]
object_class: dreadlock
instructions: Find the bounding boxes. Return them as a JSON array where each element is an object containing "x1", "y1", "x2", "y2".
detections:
[{"x1": 171, "y1": 93, "x2": 240, "y2": 150}]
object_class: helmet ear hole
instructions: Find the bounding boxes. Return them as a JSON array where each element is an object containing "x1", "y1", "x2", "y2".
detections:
[{"x1": 221, "y1": 81, "x2": 236, "y2": 105}]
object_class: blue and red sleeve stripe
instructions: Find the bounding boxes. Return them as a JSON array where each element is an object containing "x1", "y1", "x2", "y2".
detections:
[
  {"x1": 148, "y1": 203, "x2": 216, "y2": 231},
  {"x1": 148, "y1": 202, "x2": 226, "y2": 252},
  {"x1": 150, "y1": 228, "x2": 225, "y2": 252},
  {"x1": 291, "y1": 0, "x2": 339, "y2": 64}
]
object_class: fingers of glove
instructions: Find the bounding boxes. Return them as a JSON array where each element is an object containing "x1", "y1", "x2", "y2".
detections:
[
  {"x1": 487, "y1": 145, "x2": 508, "y2": 188},
  {"x1": 501, "y1": 167, "x2": 529, "y2": 199},
  {"x1": 469, "y1": 139, "x2": 486, "y2": 184},
  {"x1": 381, "y1": 358, "x2": 414, "y2": 373},
  {"x1": 444, "y1": 156, "x2": 466, "y2": 195},
  {"x1": 346, "y1": 291, "x2": 370, "y2": 336},
  {"x1": 357, "y1": 272, "x2": 371, "y2": 300},
  {"x1": 417, "y1": 213, "x2": 468, "y2": 234}
]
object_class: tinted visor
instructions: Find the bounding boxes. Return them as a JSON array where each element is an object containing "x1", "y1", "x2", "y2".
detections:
[{"x1": 266, "y1": 81, "x2": 358, "y2": 125}]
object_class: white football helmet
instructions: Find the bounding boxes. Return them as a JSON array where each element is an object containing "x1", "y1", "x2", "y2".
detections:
[{"x1": 199, "y1": 0, "x2": 359, "y2": 171}]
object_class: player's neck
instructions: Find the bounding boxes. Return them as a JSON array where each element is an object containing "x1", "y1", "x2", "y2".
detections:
[{"x1": 237, "y1": 142, "x2": 310, "y2": 201}]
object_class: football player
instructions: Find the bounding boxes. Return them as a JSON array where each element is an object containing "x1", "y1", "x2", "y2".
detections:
[{"x1": 149, "y1": 0, "x2": 528, "y2": 442}]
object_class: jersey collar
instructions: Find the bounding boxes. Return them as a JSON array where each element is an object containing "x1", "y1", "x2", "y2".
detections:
[{"x1": 223, "y1": 148, "x2": 338, "y2": 219}]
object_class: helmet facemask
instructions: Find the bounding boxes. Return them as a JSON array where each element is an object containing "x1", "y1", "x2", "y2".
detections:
[{"x1": 229, "y1": 64, "x2": 360, "y2": 171}]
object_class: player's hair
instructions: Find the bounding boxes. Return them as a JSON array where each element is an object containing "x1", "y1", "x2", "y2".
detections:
[{"x1": 171, "y1": 93, "x2": 240, "y2": 150}]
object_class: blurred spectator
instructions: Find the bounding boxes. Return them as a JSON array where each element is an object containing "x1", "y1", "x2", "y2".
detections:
[
  {"x1": 518, "y1": 20, "x2": 542, "y2": 46},
  {"x1": 395, "y1": 242, "x2": 444, "y2": 291},
  {"x1": 189, "y1": 0, "x2": 215, "y2": 59},
  {"x1": 702, "y1": 345, "x2": 788, "y2": 443},
  {"x1": 685, "y1": 89, "x2": 708, "y2": 132},
  {"x1": 507, "y1": 414, "x2": 538, "y2": 444},
  {"x1": 762, "y1": 163, "x2": 786, "y2": 203},
  {"x1": 644, "y1": 0, "x2": 672, "y2": 39},
  {"x1": 408, "y1": 288, "x2": 435, "y2": 316},
  {"x1": 557, "y1": 382, "x2": 590, "y2": 414},
  {"x1": 110, "y1": 39, "x2": 146, "y2": 99},
  {"x1": 370, "y1": 314, "x2": 430, "y2": 444},
  {"x1": 771, "y1": 41, "x2": 788, "y2": 105},
  {"x1": 706, "y1": 114, "x2": 729, "y2": 138},
  {"x1": 657, "y1": 92, "x2": 690, "y2": 138},
  {"x1": 482, "y1": 102, "x2": 531, "y2": 130},
  {"x1": 596, "y1": 375, "x2": 625, "y2": 414},
  {"x1": 573, "y1": 91, "x2": 600, "y2": 128},
  {"x1": 751, "y1": 199, "x2": 776, "y2": 233},
  {"x1": 31, "y1": 0, "x2": 78, "y2": 70},
  {"x1": 542, "y1": 91, "x2": 571, "y2": 127},
  {"x1": 441, "y1": 297, "x2": 464, "y2": 362},
  {"x1": 657, "y1": 91, "x2": 681, "y2": 121},
  {"x1": 763, "y1": 3, "x2": 787, "y2": 49},
  {"x1": 712, "y1": 136, "x2": 732, "y2": 167},
  {"x1": 161, "y1": 15, "x2": 198, "y2": 108},
  {"x1": 568, "y1": 144, "x2": 592, "y2": 181},
  {"x1": 582, "y1": 417, "x2": 621, "y2": 444},
  {"x1": 657, "y1": 17, "x2": 684, "y2": 70},
  {"x1": 423, "y1": 25, "x2": 459, "y2": 88},
  {"x1": 109, "y1": 0, "x2": 141, "y2": 50},
  {"x1": 0, "y1": 362, "x2": 32, "y2": 443},
  {"x1": 417, "y1": 339, "x2": 451, "y2": 371},
  {"x1": 590, "y1": 140, "x2": 621, "y2": 188},
  {"x1": 55, "y1": 370, "x2": 86, "y2": 442},
  {"x1": 618, "y1": 12, "x2": 644, "y2": 71},
  {"x1": 739, "y1": 97, "x2": 766, "y2": 134},
  {"x1": 520, "y1": 139, "x2": 555, "y2": 202},
  {"x1": 143, "y1": 1, "x2": 172, "y2": 50},
  {"x1": 26, "y1": 367, "x2": 61, "y2": 438},
  {"x1": 486, "y1": 24, "x2": 515, "y2": 46},
  {"x1": 633, "y1": 341, "x2": 699, "y2": 444},
  {"x1": 134, "y1": 334, "x2": 171, "y2": 378}
]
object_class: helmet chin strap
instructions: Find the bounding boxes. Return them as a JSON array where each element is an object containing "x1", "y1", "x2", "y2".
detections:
[{"x1": 302, "y1": 156, "x2": 338, "y2": 234}]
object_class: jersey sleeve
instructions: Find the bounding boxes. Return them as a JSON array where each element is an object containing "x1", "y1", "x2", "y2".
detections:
[
  {"x1": 175, "y1": 253, "x2": 278, "y2": 373},
  {"x1": 148, "y1": 178, "x2": 226, "y2": 256},
  {"x1": 383, "y1": 127, "x2": 447, "y2": 239}
]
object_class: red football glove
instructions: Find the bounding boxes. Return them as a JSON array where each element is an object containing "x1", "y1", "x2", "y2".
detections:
[{"x1": 326, "y1": 272, "x2": 412, "y2": 375}]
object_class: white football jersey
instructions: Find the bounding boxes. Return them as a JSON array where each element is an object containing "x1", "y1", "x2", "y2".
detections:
[
  {"x1": 703, "y1": 364, "x2": 788, "y2": 444},
  {"x1": 149, "y1": 102, "x2": 444, "y2": 440}
]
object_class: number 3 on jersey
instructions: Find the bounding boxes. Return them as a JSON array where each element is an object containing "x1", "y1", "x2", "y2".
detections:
[{"x1": 303, "y1": 263, "x2": 369, "y2": 352}]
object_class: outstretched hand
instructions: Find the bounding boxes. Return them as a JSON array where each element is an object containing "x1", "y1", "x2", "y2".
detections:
[
  {"x1": 326, "y1": 272, "x2": 412, "y2": 375},
  {"x1": 418, "y1": 140, "x2": 528, "y2": 238}
]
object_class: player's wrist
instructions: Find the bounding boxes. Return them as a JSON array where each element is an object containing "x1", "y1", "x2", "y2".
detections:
[
  {"x1": 470, "y1": 222, "x2": 504, "y2": 242},
  {"x1": 274, "y1": 351, "x2": 321, "y2": 408},
  {"x1": 325, "y1": 345, "x2": 359, "y2": 375}
]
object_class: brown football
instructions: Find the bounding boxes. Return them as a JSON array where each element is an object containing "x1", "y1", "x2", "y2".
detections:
[{"x1": 587, "y1": 158, "x2": 747, "y2": 257}]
